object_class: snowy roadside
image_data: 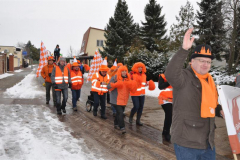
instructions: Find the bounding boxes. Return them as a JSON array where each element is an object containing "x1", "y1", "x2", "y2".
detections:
[
  {"x1": 14, "y1": 69, "x2": 23, "y2": 73},
  {"x1": 1, "y1": 71, "x2": 102, "y2": 160},
  {"x1": 0, "y1": 104, "x2": 100, "y2": 160},
  {"x1": 4, "y1": 70, "x2": 45, "y2": 99},
  {"x1": 0, "y1": 73, "x2": 14, "y2": 80}
]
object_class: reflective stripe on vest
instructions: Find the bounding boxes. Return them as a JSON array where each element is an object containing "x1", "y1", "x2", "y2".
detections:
[
  {"x1": 71, "y1": 71, "x2": 82, "y2": 86},
  {"x1": 55, "y1": 66, "x2": 69, "y2": 84},
  {"x1": 91, "y1": 72, "x2": 110, "y2": 93}
]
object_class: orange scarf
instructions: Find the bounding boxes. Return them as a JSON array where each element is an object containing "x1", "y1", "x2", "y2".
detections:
[{"x1": 191, "y1": 66, "x2": 218, "y2": 118}]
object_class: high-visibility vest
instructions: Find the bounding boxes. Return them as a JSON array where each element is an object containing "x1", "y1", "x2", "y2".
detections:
[
  {"x1": 130, "y1": 73, "x2": 146, "y2": 96},
  {"x1": 71, "y1": 70, "x2": 82, "y2": 90},
  {"x1": 158, "y1": 74, "x2": 173, "y2": 105},
  {"x1": 55, "y1": 66, "x2": 69, "y2": 84},
  {"x1": 91, "y1": 72, "x2": 110, "y2": 95}
]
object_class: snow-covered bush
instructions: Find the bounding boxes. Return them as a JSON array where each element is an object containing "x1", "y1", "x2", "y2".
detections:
[
  {"x1": 210, "y1": 68, "x2": 236, "y2": 86},
  {"x1": 125, "y1": 49, "x2": 169, "y2": 81}
]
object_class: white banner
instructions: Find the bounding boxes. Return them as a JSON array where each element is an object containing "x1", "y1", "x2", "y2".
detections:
[{"x1": 218, "y1": 85, "x2": 240, "y2": 154}]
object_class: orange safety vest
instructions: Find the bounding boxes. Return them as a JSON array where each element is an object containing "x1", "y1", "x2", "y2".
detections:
[
  {"x1": 130, "y1": 73, "x2": 147, "y2": 96},
  {"x1": 158, "y1": 74, "x2": 173, "y2": 105},
  {"x1": 91, "y1": 72, "x2": 110, "y2": 95},
  {"x1": 55, "y1": 66, "x2": 69, "y2": 84},
  {"x1": 70, "y1": 70, "x2": 83, "y2": 90}
]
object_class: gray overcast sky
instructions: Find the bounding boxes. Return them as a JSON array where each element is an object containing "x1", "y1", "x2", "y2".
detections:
[{"x1": 0, "y1": 0, "x2": 200, "y2": 57}]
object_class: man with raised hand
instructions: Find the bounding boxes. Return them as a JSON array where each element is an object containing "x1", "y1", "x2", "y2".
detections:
[{"x1": 165, "y1": 28, "x2": 223, "y2": 160}]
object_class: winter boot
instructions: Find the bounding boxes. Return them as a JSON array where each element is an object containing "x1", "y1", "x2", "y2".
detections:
[
  {"x1": 136, "y1": 113, "x2": 143, "y2": 126},
  {"x1": 73, "y1": 107, "x2": 78, "y2": 111},
  {"x1": 62, "y1": 107, "x2": 66, "y2": 113},
  {"x1": 129, "y1": 112, "x2": 134, "y2": 124},
  {"x1": 46, "y1": 101, "x2": 49, "y2": 104},
  {"x1": 93, "y1": 111, "x2": 97, "y2": 116},
  {"x1": 101, "y1": 115, "x2": 107, "y2": 119},
  {"x1": 162, "y1": 129, "x2": 171, "y2": 142},
  {"x1": 57, "y1": 110, "x2": 62, "y2": 115},
  {"x1": 120, "y1": 128, "x2": 126, "y2": 134},
  {"x1": 114, "y1": 125, "x2": 119, "y2": 129}
]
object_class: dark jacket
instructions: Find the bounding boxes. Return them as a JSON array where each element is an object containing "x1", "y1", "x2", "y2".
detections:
[
  {"x1": 51, "y1": 64, "x2": 71, "y2": 89},
  {"x1": 158, "y1": 75, "x2": 170, "y2": 90},
  {"x1": 54, "y1": 48, "x2": 60, "y2": 57},
  {"x1": 165, "y1": 47, "x2": 221, "y2": 150}
]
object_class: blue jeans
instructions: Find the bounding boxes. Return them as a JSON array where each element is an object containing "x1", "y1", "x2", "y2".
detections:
[
  {"x1": 174, "y1": 143, "x2": 216, "y2": 160},
  {"x1": 55, "y1": 88, "x2": 68, "y2": 112},
  {"x1": 130, "y1": 96, "x2": 145, "y2": 118},
  {"x1": 72, "y1": 89, "x2": 81, "y2": 108}
]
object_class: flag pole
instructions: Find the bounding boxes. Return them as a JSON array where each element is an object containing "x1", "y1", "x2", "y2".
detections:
[{"x1": 233, "y1": 154, "x2": 238, "y2": 160}]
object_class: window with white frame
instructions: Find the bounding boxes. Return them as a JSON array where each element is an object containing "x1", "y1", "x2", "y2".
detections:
[{"x1": 97, "y1": 40, "x2": 104, "y2": 47}]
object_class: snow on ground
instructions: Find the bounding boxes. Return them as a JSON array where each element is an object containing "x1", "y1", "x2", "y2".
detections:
[
  {"x1": 14, "y1": 69, "x2": 23, "y2": 73},
  {"x1": 4, "y1": 70, "x2": 44, "y2": 99},
  {"x1": 0, "y1": 104, "x2": 100, "y2": 160},
  {"x1": 28, "y1": 65, "x2": 36, "y2": 68},
  {"x1": 0, "y1": 73, "x2": 14, "y2": 80},
  {"x1": 145, "y1": 82, "x2": 160, "y2": 98}
]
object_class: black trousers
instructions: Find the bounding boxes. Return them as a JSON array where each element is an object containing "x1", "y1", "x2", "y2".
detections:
[
  {"x1": 93, "y1": 92, "x2": 106, "y2": 116},
  {"x1": 161, "y1": 103, "x2": 173, "y2": 134},
  {"x1": 107, "y1": 92, "x2": 110, "y2": 103},
  {"x1": 114, "y1": 105, "x2": 125, "y2": 129}
]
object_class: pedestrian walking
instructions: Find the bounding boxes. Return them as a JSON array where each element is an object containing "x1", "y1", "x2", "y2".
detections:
[
  {"x1": 129, "y1": 62, "x2": 147, "y2": 126},
  {"x1": 165, "y1": 28, "x2": 223, "y2": 160},
  {"x1": 107, "y1": 66, "x2": 138, "y2": 134},
  {"x1": 51, "y1": 57, "x2": 71, "y2": 115},
  {"x1": 158, "y1": 73, "x2": 173, "y2": 142},
  {"x1": 108, "y1": 60, "x2": 123, "y2": 117},
  {"x1": 91, "y1": 57, "x2": 110, "y2": 119},
  {"x1": 41, "y1": 56, "x2": 57, "y2": 106},
  {"x1": 69, "y1": 62, "x2": 83, "y2": 111}
]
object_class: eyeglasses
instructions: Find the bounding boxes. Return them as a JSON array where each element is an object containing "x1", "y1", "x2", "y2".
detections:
[{"x1": 194, "y1": 58, "x2": 212, "y2": 65}]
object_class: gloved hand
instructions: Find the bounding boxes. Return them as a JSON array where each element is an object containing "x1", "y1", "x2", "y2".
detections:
[
  {"x1": 68, "y1": 83, "x2": 72, "y2": 88},
  {"x1": 148, "y1": 80, "x2": 156, "y2": 91},
  {"x1": 48, "y1": 73, "x2": 52, "y2": 77},
  {"x1": 53, "y1": 83, "x2": 58, "y2": 89}
]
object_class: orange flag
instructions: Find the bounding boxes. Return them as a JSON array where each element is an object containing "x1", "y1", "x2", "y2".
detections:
[
  {"x1": 87, "y1": 50, "x2": 103, "y2": 82},
  {"x1": 36, "y1": 42, "x2": 48, "y2": 77}
]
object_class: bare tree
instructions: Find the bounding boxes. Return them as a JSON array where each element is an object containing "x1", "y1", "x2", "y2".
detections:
[{"x1": 223, "y1": 0, "x2": 240, "y2": 74}]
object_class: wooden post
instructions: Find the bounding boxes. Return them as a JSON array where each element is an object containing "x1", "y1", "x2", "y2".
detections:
[{"x1": 233, "y1": 154, "x2": 238, "y2": 160}]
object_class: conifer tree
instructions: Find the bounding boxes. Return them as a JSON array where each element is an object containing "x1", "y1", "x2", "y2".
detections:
[
  {"x1": 195, "y1": 0, "x2": 226, "y2": 60},
  {"x1": 100, "y1": 0, "x2": 136, "y2": 62},
  {"x1": 140, "y1": 0, "x2": 168, "y2": 53}
]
